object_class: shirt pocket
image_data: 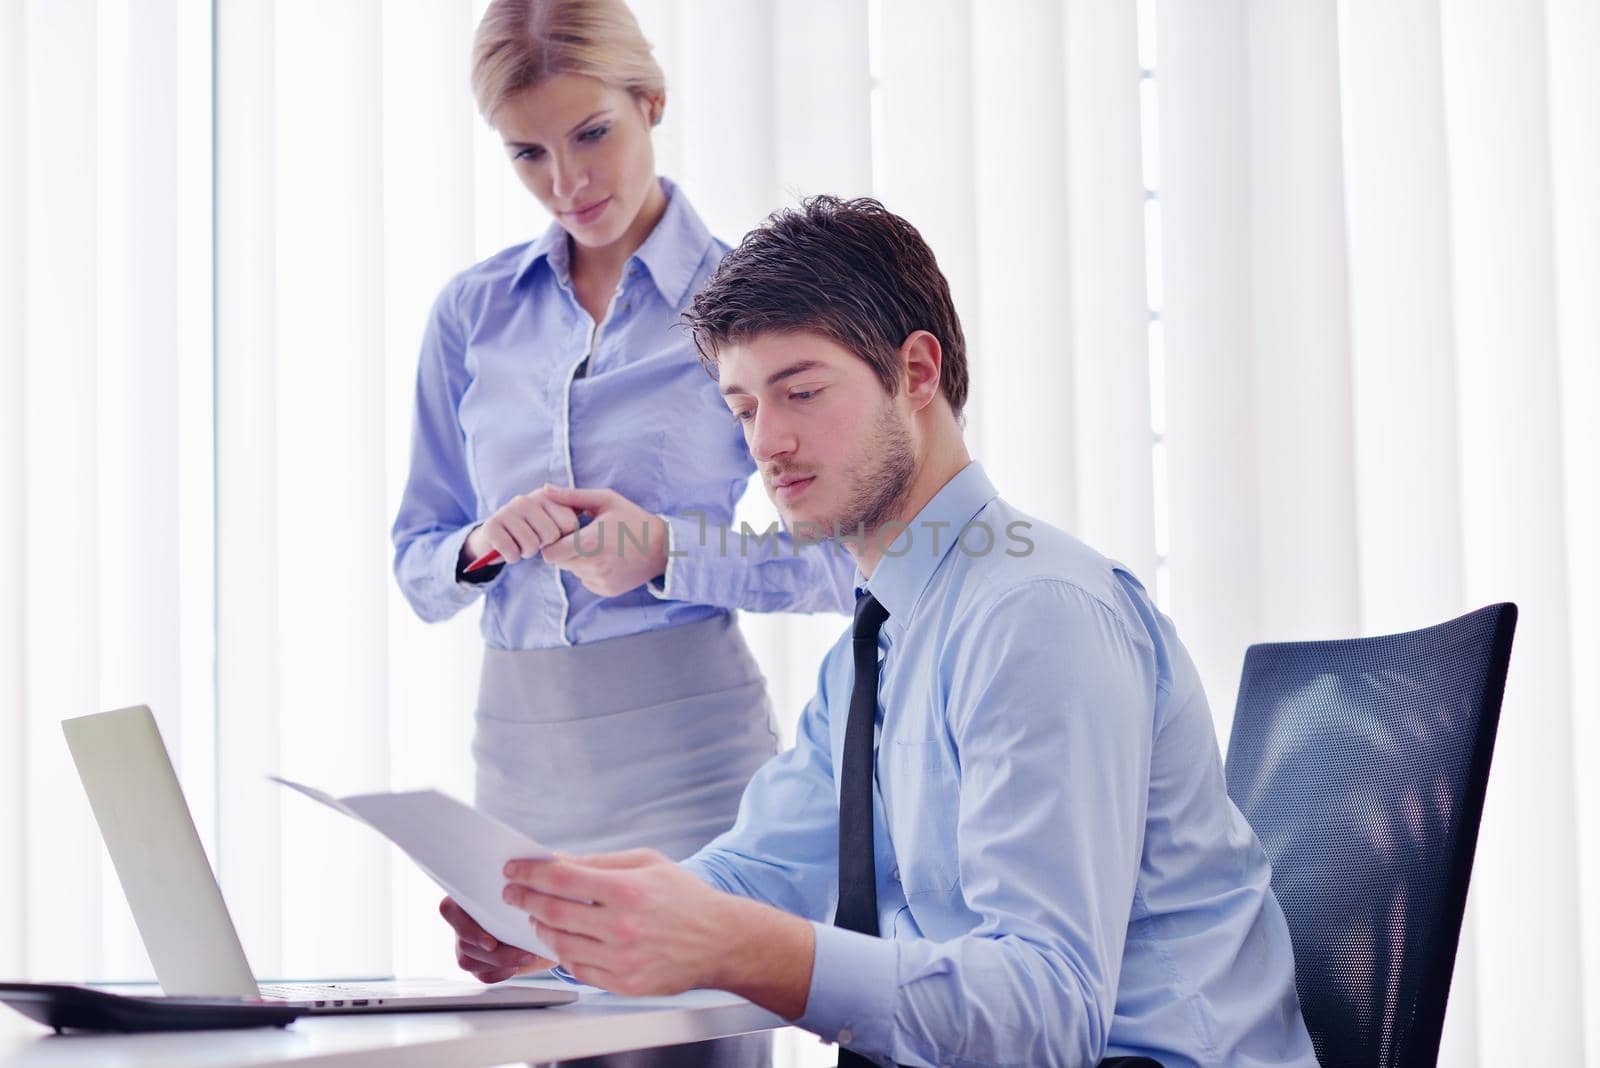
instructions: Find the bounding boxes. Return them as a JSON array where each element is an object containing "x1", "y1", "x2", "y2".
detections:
[{"x1": 883, "y1": 738, "x2": 962, "y2": 895}]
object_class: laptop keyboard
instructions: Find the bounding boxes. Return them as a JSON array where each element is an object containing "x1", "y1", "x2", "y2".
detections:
[{"x1": 257, "y1": 982, "x2": 403, "y2": 1003}]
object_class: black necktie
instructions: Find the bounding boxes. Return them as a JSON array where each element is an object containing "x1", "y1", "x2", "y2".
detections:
[{"x1": 837, "y1": 593, "x2": 890, "y2": 1068}]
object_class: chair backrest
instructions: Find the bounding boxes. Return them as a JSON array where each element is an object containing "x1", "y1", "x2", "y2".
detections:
[{"x1": 1224, "y1": 603, "x2": 1516, "y2": 1068}]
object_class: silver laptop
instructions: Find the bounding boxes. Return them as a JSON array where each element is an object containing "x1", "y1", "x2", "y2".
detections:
[{"x1": 59, "y1": 705, "x2": 575, "y2": 1015}]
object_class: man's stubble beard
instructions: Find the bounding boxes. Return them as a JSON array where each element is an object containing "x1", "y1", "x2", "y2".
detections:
[{"x1": 829, "y1": 397, "x2": 917, "y2": 538}]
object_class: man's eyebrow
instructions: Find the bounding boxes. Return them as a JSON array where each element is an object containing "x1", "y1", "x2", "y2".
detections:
[
  {"x1": 502, "y1": 110, "x2": 613, "y2": 149},
  {"x1": 720, "y1": 360, "x2": 825, "y2": 397}
]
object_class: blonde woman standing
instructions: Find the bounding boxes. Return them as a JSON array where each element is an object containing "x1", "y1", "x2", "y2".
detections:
[{"x1": 390, "y1": 3, "x2": 853, "y2": 1063}]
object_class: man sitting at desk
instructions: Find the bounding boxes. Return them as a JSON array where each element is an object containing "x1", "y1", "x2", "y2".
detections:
[{"x1": 453, "y1": 196, "x2": 1318, "y2": 1067}]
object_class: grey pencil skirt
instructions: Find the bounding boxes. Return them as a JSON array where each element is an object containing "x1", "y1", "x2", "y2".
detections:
[{"x1": 473, "y1": 611, "x2": 778, "y2": 1068}]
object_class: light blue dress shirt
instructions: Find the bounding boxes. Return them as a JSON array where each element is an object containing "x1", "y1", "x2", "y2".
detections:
[
  {"x1": 392, "y1": 178, "x2": 855, "y2": 649},
  {"x1": 684, "y1": 462, "x2": 1319, "y2": 1067}
]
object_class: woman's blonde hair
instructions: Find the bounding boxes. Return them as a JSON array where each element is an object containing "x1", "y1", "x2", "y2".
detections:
[{"x1": 471, "y1": 0, "x2": 666, "y2": 123}]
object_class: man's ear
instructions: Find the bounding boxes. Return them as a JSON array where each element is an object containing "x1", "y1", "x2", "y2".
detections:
[{"x1": 900, "y1": 331, "x2": 944, "y2": 412}]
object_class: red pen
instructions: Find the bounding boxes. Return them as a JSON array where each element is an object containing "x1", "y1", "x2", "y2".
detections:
[
  {"x1": 464, "y1": 513, "x2": 587, "y2": 573},
  {"x1": 463, "y1": 549, "x2": 503, "y2": 573}
]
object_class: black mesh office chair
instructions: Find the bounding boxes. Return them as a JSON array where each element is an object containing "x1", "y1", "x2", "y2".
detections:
[{"x1": 1224, "y1": 603, "x2": 1516, "y2": 1068}]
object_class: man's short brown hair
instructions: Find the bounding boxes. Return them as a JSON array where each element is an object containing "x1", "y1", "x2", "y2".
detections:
[{"x1": 685, "y1": 196, "x2": 969, "y2": 416}]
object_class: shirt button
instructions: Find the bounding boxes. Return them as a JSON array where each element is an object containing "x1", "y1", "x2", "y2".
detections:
[
  {"x1": 891, "y1": 867, "x2": 901, "y2": 882},
  {"x1": 836, "y1": 1028, "x2": 853, "y2": 1045}
]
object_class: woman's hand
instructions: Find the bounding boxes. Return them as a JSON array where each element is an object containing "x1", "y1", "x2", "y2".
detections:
[
  {"x1": 539, "y1": 486, "x2": 669, "y2": 597},
  {"x1": 438, "y1": 895, "x2": 555, "y2": 984},
  {"x1": 463, "y1": 487, "x2": 582, "y2": 567}
]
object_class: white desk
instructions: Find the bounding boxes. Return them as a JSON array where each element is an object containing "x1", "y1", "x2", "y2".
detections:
[{"x1": 0, "y1": 983, "x2": 784, "y2": 1068}]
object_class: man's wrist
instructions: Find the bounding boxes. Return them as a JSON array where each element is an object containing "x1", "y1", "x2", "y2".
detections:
[{"x1": 709, "y1": 895, "x2": 814, "y2": 1020}]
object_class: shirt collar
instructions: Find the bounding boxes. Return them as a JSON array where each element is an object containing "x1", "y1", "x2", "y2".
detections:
[
  {"x1": 629, "y1": 177, "x2": 714, "y2": 306},
  {"x1": 514, "y1": 217, "x2": 571, "y2": 289},
  {"x1": 857, "y1": 461, "x2": 998, "y2": 627},
  {"x1": 511, "y1": 177, "x2": 713, "y2": 306}
]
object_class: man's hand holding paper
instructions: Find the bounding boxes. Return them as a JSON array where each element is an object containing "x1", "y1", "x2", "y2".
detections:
[
  {"x1": 439, "y1": 894, "x2": 555, "y2": 984},
  {"x1": 271, "y1": 777, "x2": 566, "y2": 965}
]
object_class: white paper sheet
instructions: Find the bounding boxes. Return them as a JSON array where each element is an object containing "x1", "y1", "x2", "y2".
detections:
[{"x1": 271, "y1": 776, "x2": 557, "y2": 958}]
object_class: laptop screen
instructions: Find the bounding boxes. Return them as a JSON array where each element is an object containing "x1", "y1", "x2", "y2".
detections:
[{"x1": 62, "y1": 706, "x2": 260, "y2": 999}]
